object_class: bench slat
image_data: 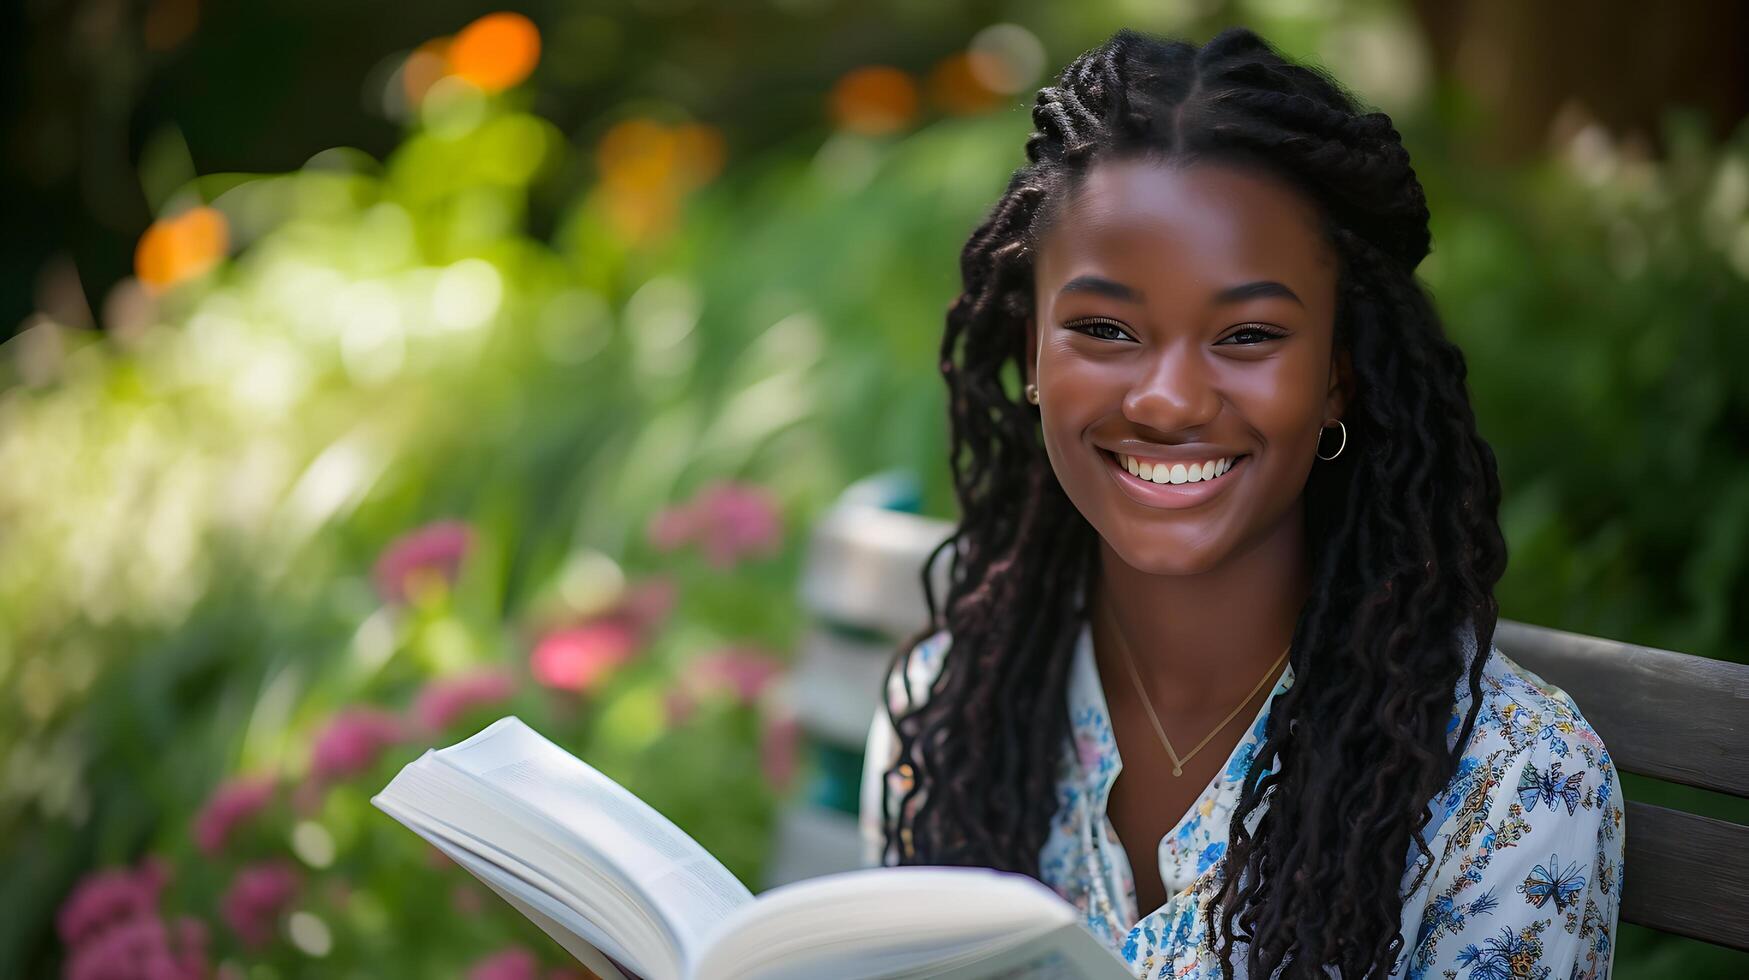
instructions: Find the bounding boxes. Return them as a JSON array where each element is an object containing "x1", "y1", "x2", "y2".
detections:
[
  {"x1": 1619, "y1": 801, "x2": 1749, "y2": 950},
  {"x1": 1495, "y1": 620, "x2": 1749, "y2": 799}
]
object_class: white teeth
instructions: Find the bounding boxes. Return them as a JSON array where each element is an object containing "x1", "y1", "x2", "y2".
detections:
[{"x1": 1117, "y1": 453, "x2": 1237, "y2": 485}]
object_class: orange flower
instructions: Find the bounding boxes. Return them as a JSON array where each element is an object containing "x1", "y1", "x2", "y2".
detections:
[
  {"x1": 134, "y1": 207, "x2": 228, "y2": 293},
  {"x1": 593, "y1": 118, "x2": 726, "y2": 243},
  {"x1": 928, "y1": 52, "x2": 1005, "y2": 116},
  {"x1": 448, "y1": 12, "x2": 541, "y2": 93},
  {"x1": 829, "y1": 66, "x2": 918, "y2": 135}
]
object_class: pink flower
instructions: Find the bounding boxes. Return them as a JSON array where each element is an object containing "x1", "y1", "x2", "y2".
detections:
[
  {"x1": 469, "y1": 946, "x2": 540, "y2": 980},
  {"x1": 56, "y1": 856, "x2": 170, "y2": 947},
  {"x1": 414, "y1": 668, "x2": 516, "y2": 733},
  {"x1": 666, "y1": 646, "x2": 786, "y2": 726},
  {"x1": 689, "y1": 647, "x2": 784, "y2": 704},
  {"x1": 663, "y1": 687, "x2": 699, "y2": 728},
  {"x1": 309, "y1": 708, "x2": 406, "y2": 782},
  {"x1": 192, "y1": 777, "x2": 276, "y2": 856},
  {"x1": 530, "y1": 621, "x2": 639, "y2": 693},
  {"x1": 220, "y1": 860, "x2": 300, "y2": 949},
  {"x1": 613, "y1": 577, "x2": 676, "y2": 635},
  {"x1": 63, "y1": 914, "x2": 210, "y2": 980},
  {"x1": 646, "y1": 481, "x2": 782, "y2": 568},
  {"x1": 373, "y1": 519, "x2": 475, "y2": 605},
  {"x1": 760, "y1": 712, "x2": 801, "y2": 790}
]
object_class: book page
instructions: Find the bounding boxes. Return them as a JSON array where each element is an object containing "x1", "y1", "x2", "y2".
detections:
[
  {"x1": 376, "y1": 755, "x2": 677, "y2": 976},
  {"x1": 433, "y1": 717, "x2": 754, "y2": 955},
  {"x1": 690, "y1": 867, "x2": 1130, "y2": 980}
]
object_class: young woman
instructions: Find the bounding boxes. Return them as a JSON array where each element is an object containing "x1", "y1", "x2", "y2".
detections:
[{"x1": 859, "y1": 25, "x2": 1624, "y2": 980}]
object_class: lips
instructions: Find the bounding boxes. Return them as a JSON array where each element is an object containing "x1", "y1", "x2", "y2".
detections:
[{"x1": 1100, "y1": 449, "x2": 1249, "y2": 510}]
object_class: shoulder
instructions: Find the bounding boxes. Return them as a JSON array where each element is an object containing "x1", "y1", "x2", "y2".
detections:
[
  {"x1": 1408, "y1": 645, "x2": 1627, "y2": 975},
  {"x1": 1435, "y1": 643, "x2": 1625, "y2": 846},
  {"x1": 1470, "y1": 644, "x2": 1614, "y2": 765}
]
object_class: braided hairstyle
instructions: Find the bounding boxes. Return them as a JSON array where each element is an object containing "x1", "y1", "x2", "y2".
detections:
[{"x1": 880, "y1": 25, "x2": 1507, "y2": 979}]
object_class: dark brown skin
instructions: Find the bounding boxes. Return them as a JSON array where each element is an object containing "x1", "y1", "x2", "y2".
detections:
[{"x1": 1024, "y1": 157, "x2": 1352, "y2": 919}]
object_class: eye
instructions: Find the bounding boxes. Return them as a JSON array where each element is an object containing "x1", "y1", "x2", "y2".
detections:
[
  {"x1": 1219, "y1": 324, "x2": 1289, "y2": 346},
  {"x1": 1064, "y1": 317, "x2": 1136, "y2": 342}
]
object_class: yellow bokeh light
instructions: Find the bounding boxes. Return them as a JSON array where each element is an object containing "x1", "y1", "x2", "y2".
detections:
[
  {"x1": 134, "y1": 206, "x2": 230, "y2": 293},
  {"x1": 447, "y1": 12, "x2": 542, "y2": 93}
]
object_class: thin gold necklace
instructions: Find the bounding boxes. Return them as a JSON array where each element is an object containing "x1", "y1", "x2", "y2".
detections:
[{"x1": 1097, "y1": 597, "x2": 1291, "y2": 777}]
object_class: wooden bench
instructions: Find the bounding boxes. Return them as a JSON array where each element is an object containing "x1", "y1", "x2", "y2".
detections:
[
  {"x1": 1496, "y1": 620, "x2": 1749, "y2": 951},
  {"x1": 783, "y1": 498, "x2": 1749, "y2": 952}
]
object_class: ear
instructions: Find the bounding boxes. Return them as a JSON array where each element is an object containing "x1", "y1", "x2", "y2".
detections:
[
  {"x1": 1325, "y1": 345, "x2": 1354, "y2": 423},
  {"x1": 1023, "y1": 313, "x2": 1038, "y2": 389}
]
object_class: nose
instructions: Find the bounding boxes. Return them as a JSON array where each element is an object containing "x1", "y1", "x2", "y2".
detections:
[{"x1": 1121, "y1": 339, "x2": 1220, "y2": 432}]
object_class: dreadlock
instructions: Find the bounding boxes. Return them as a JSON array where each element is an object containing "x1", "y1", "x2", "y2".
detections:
[{"x1": 880, "y1": 25, "x2": 1507, "y2": 979}]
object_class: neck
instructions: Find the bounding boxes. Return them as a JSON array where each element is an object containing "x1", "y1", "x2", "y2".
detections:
[{"x1": 1092, "y1": 503, "x2": 1310, "y2": 714}]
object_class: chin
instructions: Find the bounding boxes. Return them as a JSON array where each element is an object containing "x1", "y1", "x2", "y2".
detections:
[{"x1": 1100, "y1": 530, "x2": 1233, "y2": 577}]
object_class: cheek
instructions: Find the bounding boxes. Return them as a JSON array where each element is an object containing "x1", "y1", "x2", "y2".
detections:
[
  {"x1": 1034, "y1": 354, "x2": 1108, "y2": 455},
  {"x1": 1226, "y1": 359, "x2": 1327, "y2": 448}
]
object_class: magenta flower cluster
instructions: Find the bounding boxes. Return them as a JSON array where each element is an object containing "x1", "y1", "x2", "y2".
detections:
[
  {"x1": 646, "y1": 480, "x2": 783, "y2": 568},
  {"x1": 466, "y1": 945, "x2": 592, "y2": 980},
  {"x1": 219, "y1": 860, "x2": 301, "y2": 950},
  {"x1": 192, "y1": 777, "x2": 275, "y2": 857},
  {"x1": 372, "y1": 518, "x2": 475, "y2": 605},
  {"x1": 57, "y1": 857, "x2": 210, "y2": 980},
  {"x1": 414, "y1": 668, "x2": 518, "y2": 733},
  {"x1": 308, "y1": 708, "x2": 407, "y2": 783},
  {"x1": 55, "y1": 500, "x2": 793, "y2": 973}
]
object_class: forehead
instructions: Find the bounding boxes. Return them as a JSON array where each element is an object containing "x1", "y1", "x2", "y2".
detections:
[{"x1": 1034, "y1": 157, "x2": 1337, "y2": 294}]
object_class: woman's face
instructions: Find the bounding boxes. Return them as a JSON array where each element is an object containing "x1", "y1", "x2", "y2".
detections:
[{"x1": 1026, "y1": 156, "x2": 1347, "y2": 577}]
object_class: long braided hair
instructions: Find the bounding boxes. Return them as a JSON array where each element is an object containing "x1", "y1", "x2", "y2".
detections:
[{"x1": 879, "y1": 25, "x2": 1507, "y2": 979}]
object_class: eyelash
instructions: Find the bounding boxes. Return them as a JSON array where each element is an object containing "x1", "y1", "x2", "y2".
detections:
[{"x1": 1064, "y1": 317, "x2": 1288, "y2": 345}]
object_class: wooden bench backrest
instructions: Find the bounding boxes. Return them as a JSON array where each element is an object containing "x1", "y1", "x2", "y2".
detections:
[
  {"x1": 1494, "y1": 620, "x2": 1749, "y2": 951},
  {"x1": 803, "y1": 504, "x2": 1749, "y2": 952}
]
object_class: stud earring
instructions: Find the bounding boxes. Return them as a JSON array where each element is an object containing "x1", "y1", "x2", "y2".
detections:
[
  {"x1": 1316, "y1": 419, "x2": 1347, "y2": 460},
  {"x1": 1024, "y1": 383, "x2": 1040, "y2": 405}
]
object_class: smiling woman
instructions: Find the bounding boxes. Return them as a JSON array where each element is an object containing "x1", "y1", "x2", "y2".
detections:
[{"x1": 861, "y1": 24, "x2": 1624, "y2": 980}]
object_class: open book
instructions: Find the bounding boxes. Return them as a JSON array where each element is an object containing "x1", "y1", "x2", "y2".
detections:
[{"x1": 372, "y1": 716, "x2": 1132, "y2": 980}]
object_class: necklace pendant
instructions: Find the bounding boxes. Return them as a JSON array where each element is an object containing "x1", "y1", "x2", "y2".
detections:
[{"x1": 1171, "y1": 765, "x2": 1183, "y2": 777}]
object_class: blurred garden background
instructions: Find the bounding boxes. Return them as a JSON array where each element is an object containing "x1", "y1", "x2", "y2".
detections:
[{"x1": 2, "y1": 0, "x2": 1747, "y2": 977}]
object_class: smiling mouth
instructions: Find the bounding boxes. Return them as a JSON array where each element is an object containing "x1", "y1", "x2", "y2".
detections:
[
  {"x1": 1107, "y1": 450, "x2": 1242, "y2": 485},
  {"x1": 1098, "y1": 449, "x2": 1250, "y2": 509}
]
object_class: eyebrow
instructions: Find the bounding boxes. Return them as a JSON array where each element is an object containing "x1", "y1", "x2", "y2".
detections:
[{"x1": 1057, "y1": 275, "x2": 1304, "y2": 308}]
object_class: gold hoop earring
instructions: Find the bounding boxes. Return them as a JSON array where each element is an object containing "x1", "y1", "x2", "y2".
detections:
[
  {"x1": 1024, "y1": 382, "x2": 1040, "y2": 405},
  {"x1": 1316, "y1": 419, "x2": 1347, "y2": 461}
]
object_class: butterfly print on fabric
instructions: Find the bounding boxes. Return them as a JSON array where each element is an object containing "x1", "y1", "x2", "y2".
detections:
[
  {"x1": 1521, "y1": 852, "x2": 1588, "y2": 913},
  {"x1": 1517, "y1": 760, "x2": 1585, "y2": 815}
]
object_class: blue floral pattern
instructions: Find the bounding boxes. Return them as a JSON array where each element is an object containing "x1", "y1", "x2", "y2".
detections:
[{"x1": 859, "y1": 617, "x2": 1625, "y2": 978}]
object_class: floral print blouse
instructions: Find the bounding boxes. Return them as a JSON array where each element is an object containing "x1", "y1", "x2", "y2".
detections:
[{"x1": 859, "y1": 616, "x2": 1626, "y2": 979}]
